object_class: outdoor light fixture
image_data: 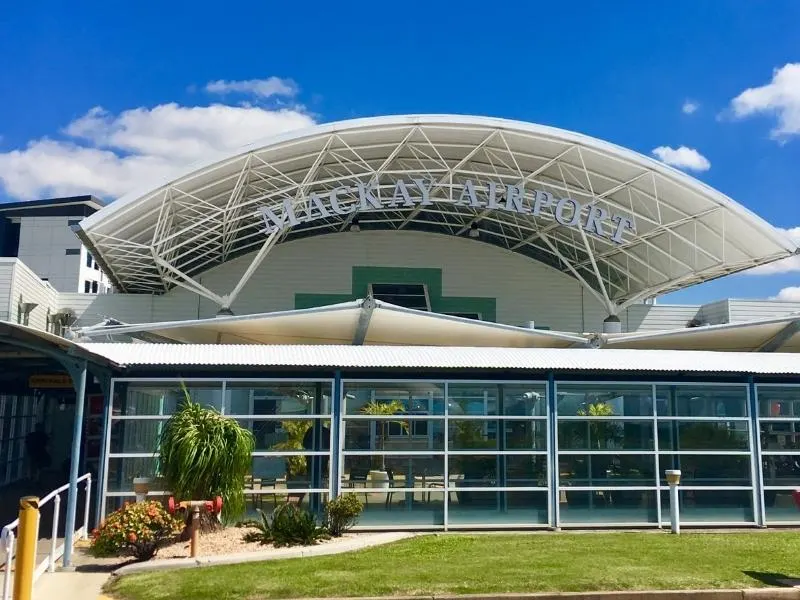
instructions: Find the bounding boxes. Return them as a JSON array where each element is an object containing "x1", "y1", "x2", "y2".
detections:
[
  {"x1": 468, "y1": 222, "x2": 479, "y2": 238},
  {"x1": 350, "y1": 217, "x2": 361, "y2": 232}
]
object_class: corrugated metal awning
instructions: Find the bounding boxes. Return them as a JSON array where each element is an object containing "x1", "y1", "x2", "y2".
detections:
[{"x1": 76, "y1": 343, "x2": 800, "y2": 375}]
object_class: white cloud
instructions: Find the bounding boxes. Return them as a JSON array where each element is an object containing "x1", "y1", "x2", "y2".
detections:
[
  {"x1": 204, "y1": 77, "x2": 298, "y2": 98},
  {"x1": 748, "y1": 227, "x2": 800, "y2": 275},
  {"x1": 0, "y1": 103, "x2": 315, "y2": 199},
  {"x1": 651, "y1": 146, "x2": 711, "y2": 172},
  {"x1": 682, "y1": 100, "x2": 699, "y2": 115},
  {"x1": 773, "y1": 286, "x2": 800, "y2": 302},
  {"x1": 729, "y1": 63, "x2": 800, "y2": 140}
]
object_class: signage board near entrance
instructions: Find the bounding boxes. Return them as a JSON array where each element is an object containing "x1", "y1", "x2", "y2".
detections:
[
  {"x1": 258, "y1": 178, "x2": 635, "y2": 244},
  {"x1": 28, "y1": 374, "x2": 73, "y2": 389}
]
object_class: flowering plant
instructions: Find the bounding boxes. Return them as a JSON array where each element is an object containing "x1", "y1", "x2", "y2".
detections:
[{"x1": 90, "y1": 500, "x2": 183, "y2": 560}]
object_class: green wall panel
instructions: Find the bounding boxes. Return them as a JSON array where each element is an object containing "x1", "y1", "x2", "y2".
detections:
[{"x1": 295, "y1": 266, "x2": 496, "y2": 322}]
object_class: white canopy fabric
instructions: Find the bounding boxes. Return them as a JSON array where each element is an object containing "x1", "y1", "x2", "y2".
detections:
[
  {"x1": 74, "y1": 298, "x2": 800, "y2": 352},
  {"x1": 604, "y1": 314, "x2": 800, "y2": 352},
  {"x1": 75, "y1": 115, "x2": 797, "y2": 312},
  {"x1": 75, "y1": 299, "x2": 588, "y2": 348}
]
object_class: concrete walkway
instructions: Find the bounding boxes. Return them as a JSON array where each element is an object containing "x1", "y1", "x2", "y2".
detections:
[{"x1": 33, "y1": 571, "x2": 110, "y2": 600}]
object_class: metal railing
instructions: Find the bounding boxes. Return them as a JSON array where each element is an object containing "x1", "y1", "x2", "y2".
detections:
[{"x1": 0, "y1": 473, "x2": 92, "y2": 600}]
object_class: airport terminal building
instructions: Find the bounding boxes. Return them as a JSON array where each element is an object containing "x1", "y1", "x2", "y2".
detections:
[{"x1": 2, "y1": 115, "x2": 800, "y2": 530}]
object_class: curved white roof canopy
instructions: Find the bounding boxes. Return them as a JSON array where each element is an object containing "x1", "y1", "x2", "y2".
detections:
[{"x1": 76, "y1": 115, "x2": 797, "y2": 313}]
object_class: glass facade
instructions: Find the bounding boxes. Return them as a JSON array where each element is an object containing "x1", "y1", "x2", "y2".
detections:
[
  {"x1": 105, "y1": 380, "x2": 333, "y2": 515},
  {"x1": 101, "y1": 378, "x2": 800, "y2": 529}
]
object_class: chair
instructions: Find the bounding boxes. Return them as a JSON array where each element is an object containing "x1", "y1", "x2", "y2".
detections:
[
  {"x1": 345, "y1": 467, "x2": 370, "y2": 505},
  {"x1": 244, "y1": 476, "x2": 263, "y2": 510},
  {"x1": 385, "y1": 468, "x2": 402, "y2": 508}
]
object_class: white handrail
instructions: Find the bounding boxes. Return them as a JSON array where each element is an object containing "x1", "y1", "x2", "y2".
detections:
[{"x1": 0, "y1": 473, "x2": 92, "y2": 600}]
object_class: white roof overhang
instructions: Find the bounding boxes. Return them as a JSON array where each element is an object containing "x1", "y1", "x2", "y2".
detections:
[
  {"x1": 605, "y1": 314, "x2": 800, "y2": 352},
  {"x1": 73, "y1": 299, "x2": 800, "y2": 353},
  {"x1": 74, "y1": 299, "x2": 589, "y2": 348},
  {"x1": 75, "y1": 344, "x2": 800, "y2": 375},
  {"x1": 75, "y1": 115, "x2": 797, "y2": 312}
]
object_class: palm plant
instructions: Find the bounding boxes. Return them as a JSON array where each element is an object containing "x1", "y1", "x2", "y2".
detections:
[
  {"x1": 271, "y1": 420, "x2": 312, "y2": 478},
  {"x1": 158, "y1": 385, "x2": 255, "y2": 525},
  {"x1": 359, "y1": 400, "x2": 408, "y2": 470}
]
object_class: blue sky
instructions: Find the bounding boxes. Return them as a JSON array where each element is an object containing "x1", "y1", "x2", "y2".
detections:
[{"x1": 0, "y1": 1, "x2": 798, "y2": 305}]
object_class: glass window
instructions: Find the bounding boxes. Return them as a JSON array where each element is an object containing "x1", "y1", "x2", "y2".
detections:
[
  {"x1": 110, "y1": 419, "x2": 166, "y2": 454},
  {"x1": 447, "y1": 384, "x2": 547, "y2": 416},
  {"x1": 658, "y1": 454, "x2": 751, "y2": 486},
  {"x1": 114, "y1": 383, "x2": 223, "y2": 416},
  {"x1": 762, "y1": 455, "x2": 800, "y2": 486},
  {"x1": 339, "y1": 489, "x2": 444, "y2": 526},
  {"x1": 449, "y1": 454, "x2": 547, "y2": 487},
  {"x1": 448, "y1": 490, "x2": 548, "y2": 525},
  {"x1": 448, "y1": 419, "x2": 547, "y2": 451},
  {"x1": 760, "y1": 421, "x2": 800, "y2": 451},
  {"x1": 91, "y1": 281, "x2": 98, "y2": 294},
  {"x1": 368, "y1": 283, "x2": 429, "y2": 311},
  {"x1": 560, "y1": 490, "x2": 658, "y2": 524},
  {"x1": 341, "y1": 454, "x2": 444, "y2": 487},
  {"x1": 343, "y1": 382, "x2": 444, "y2": 415},
  {"x1": 247, "y1": 455, "x2": 330, "y2": 488},
  {"x1": 86, "y1": 253, "x2": 93, "y2": 268},
  {"x1": 224, "y1": 383, "x2": 331, "y2": 416},
  {"x1": 559, "y1": 454, "x2": 656, "y2": 487},
  {"x1": 657, "y1": 421, "x2": 749, "y2": 451},
  {"x1": 559, "y1": 420, "x2": 654, "y2": 451},
  {"x1": 236, "y1": 418, "x2": 332, "y2": 452},
  {"x1": 106, "y1": 456, "x2": 160, "y2": 492},
  {"x1": 84, "y1": 281, "x2": 91, "y2": 293},
  {"x1": 758, "y1": 386, "x2": 800, "y2": 417},
  {"x1": 343, "y1": 418, "x2": 444, "y2": 451},
  {"x1": 65, "y1": 248, "x2": 80, "y2": 256},
  {"x1": 556, "y1": 384, "x2": 653, "y2": 417},
  {"x1": 659, "y1": 489, "x2": 753, "y2": 523},
  {"x1": 656, "y1": 385, "x2": 748, "y2": 417}
]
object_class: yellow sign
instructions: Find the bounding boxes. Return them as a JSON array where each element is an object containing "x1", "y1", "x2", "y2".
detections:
[{"x1": 28, "y1": 374, "x2": 73, "y2": 389}]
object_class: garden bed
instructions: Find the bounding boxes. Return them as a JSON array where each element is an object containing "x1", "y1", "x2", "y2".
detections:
[{"x1": 153, "y1": 526, "x2": 354, "y2": 560}]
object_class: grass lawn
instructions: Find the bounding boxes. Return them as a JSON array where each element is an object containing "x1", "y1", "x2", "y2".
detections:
[{"x1": 107, "y1": 532, "x2": 800, "y2": 600}]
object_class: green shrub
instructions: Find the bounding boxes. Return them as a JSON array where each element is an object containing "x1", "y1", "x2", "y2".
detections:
[
  {"x1": 158, "y1": 389, "x2": 254, "y2": 525},
  {"x1": 241, "y1": 503, "x2": 329, "y2": 547},
  {"x1": 324, "y1": 494, "x2": 363, "y2": 536},
  {"x1": 90, "y1": 501, "x2": 183, "y2": 560}
]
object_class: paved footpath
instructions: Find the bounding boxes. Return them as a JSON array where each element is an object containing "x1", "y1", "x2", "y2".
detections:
[{"x1": 33, "y1": 571, "x2": 110, "y2": 600}]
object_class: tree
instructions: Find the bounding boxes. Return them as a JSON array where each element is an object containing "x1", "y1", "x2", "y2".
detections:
[
  {"x1": 359, "y1": 400, "x2": 408, "y2": 470},
  {"x1": 158, "y1": 386, "x2": 254, "y2": 525}
]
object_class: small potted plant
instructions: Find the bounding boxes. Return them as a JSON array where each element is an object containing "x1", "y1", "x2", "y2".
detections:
[{"x1": 359, "y1": 400, "x2": 408, "y2": 488}]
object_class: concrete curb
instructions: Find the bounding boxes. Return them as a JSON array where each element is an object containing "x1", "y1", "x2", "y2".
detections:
[
  {"x1": 277, "y1": 593, "x2": 800, "y2": 600},
  {"x1": 110, "y1": 531, "x2": 416, "y2": 577}
]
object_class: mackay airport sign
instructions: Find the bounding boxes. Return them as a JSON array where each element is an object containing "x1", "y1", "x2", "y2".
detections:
[{"x1": 258, "y1": 179, "x2": 636, "y2": 244}]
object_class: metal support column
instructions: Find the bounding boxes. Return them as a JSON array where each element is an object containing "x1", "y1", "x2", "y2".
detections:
[
  {"x1": 330, "y1": 371, "x2": 343, "y2": 500},
  {"x1": 94, "y1": 377, "x2": 112, "y2": 526},
  {"x1": 62, "y1": 360, "x2": 87, "y2": 568},
  {"x1": 748, "y1": 376, "x2": 765, "y2": 527},
  {"x1": 546, "y1": 371, "x2": 558, "y2": 529}
]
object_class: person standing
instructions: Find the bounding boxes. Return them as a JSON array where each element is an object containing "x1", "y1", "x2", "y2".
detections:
[{"x1": 25, "y1": 423, "x2": 51, "y2": 482}]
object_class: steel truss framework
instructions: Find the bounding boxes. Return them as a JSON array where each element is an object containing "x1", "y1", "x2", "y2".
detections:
[{"x1": 76, "y1": 115, "x2": 796, "y2": 314}]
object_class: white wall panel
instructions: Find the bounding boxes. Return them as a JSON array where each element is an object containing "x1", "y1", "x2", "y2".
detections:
[
  {"x1": 728, "y1": 300, "x2": 800, "y2": 323},
  {"x1": 8, "y1": 260, "x2": 58, "y2": 330}
]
